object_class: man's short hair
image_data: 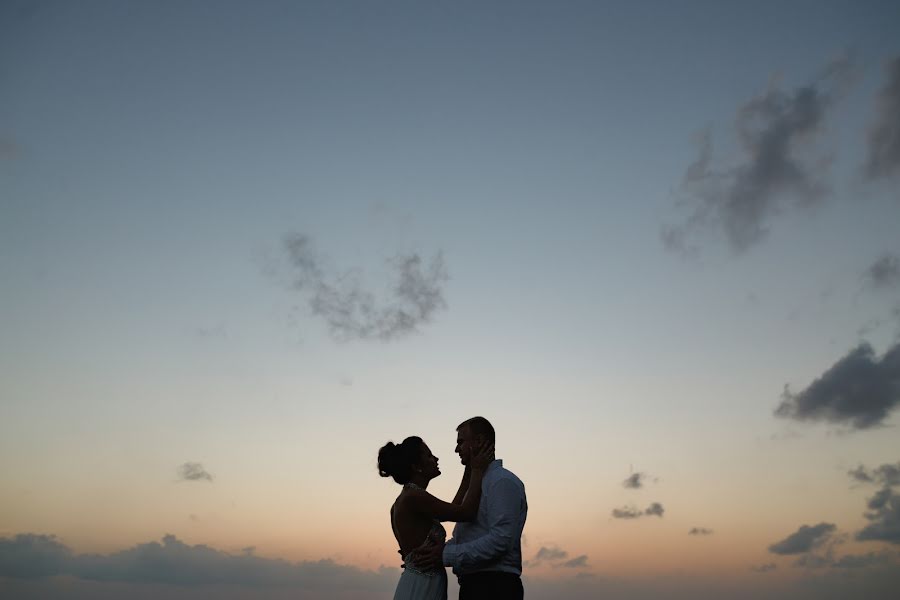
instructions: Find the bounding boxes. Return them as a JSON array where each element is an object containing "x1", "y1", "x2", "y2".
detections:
[{"x1": 457, "y1": 416, "x2": 495, "y2": 443}]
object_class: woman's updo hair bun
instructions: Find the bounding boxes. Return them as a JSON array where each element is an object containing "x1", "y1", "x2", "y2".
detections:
[{"x1": 377, "y1": 436, "x2": 424, "y2": 485}]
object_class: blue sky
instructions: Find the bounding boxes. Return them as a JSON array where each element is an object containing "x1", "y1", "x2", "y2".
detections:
[{"x1": 2, "y1": 1, "x2": 900, "y2": 598}]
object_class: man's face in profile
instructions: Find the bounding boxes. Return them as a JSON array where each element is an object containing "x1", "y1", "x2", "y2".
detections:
[{"x1": 455, "y1": 425, "x2": 477, "y2": 466}]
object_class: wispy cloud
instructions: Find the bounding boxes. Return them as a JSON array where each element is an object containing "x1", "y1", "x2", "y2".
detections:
[
  {"x1": 791, "y1": 546, "x2": 900, "y2": 571},
  {"x1": 533, "y1": 546, "x2": 568, "y2": 562},
  {"x1": 848, "y1": 462, "x2": 900, "y2": 487},
  {"x1": 768, "y1": 522, "x2": 836, "y2": 555},
  {"x1": 751, "y1": 562, "x2": 777, "y2": 573},
  {"x1": 793, "y1": 550, "x2": 839, "y2": 569},
  {"x1": 831, "y1": 551, "x2": 899, "y2": 568},
  {"x1": 864, "y1": 254, "x2": 900, "y2": 290},
  {"x1": 559, "y1": 555, "x2": 589, "y2": 569},
  {"x1": 177, "y1": 462, "x2": 213, "y2": 482},
  {"x1": 688, "y1": 527, "x2": 714, "y2": 536},
  {"x1": 611, "y1": 506, "x2": 642, "y2": 520},
  {"x1": 775, "y1": 342, "x2": 900, "y2": 429},
  {"x1": 664, "y1": 55, "x2": 854, "y2": 255},
  {"x1": 611, "y1": 502, "x2": 665, "y2": 519},
  {"x1": 622, "y1": 472, "x2": 646, "y2": 489},
  {"x1": 644, "y1": 502, "x2": 665, "y2": 517},
  {"x1": 528, "y1": 546, "x2": 589, "y2": 570},
  {"x1": 279, "y1": 233, "x2": 448, "y2": 342},
  {"x1": 864, "y1": 57, "x2": 900, "y2": 182}
]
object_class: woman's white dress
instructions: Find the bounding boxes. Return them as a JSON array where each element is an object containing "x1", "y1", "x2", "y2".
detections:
[{"x1": 393, "y1": 551, "x2": 447, "y2": 600}]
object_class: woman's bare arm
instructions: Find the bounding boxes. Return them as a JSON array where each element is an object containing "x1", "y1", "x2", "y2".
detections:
[
  {"x1": 407, "y1": 442, "x2": 492, "y2": 522},
  {"x1": 406, "y1": 465, "x2": 484, "y2": 521}
]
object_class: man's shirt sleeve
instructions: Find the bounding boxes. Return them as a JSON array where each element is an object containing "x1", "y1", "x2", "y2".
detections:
[{"x1": 443, "y1": 478, "x2": 522, "y2": 570}]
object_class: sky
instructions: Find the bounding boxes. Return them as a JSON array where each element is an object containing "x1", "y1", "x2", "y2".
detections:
[{"x1": 2, "y1": 0, "x2": 900, "y2": 598}]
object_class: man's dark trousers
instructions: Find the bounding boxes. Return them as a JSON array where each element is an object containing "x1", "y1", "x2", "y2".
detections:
[{"x1": 458, "y1": 571, "x2": 523, "y2": 600}]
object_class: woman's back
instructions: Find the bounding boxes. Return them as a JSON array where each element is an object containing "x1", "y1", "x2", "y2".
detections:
[{"x1": 391, "y1": 487, "x2": 445, "y2": 557}]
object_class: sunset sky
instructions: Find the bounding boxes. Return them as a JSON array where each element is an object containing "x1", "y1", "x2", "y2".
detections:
[{"x1": 2, "y1": 1, "x2": 900, "y2": 598}]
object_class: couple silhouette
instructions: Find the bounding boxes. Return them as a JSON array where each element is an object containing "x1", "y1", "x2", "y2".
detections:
[{"x1": 378, "y1": 417, "x2": 528, "y2": 600}]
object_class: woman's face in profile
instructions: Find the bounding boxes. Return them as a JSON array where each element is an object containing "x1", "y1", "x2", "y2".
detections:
[{"x1": 418, "y1": 443, "x2": 441, "y2": 480}]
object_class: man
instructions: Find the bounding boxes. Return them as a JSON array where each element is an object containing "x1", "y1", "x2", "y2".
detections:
[{"x1": 419, "y1": 416, "x2": 528, "y2": 599}]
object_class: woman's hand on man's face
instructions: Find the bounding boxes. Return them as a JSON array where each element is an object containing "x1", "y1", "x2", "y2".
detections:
[{"x1": 469, "y1": 440, "x2": 494, "y2": 470}]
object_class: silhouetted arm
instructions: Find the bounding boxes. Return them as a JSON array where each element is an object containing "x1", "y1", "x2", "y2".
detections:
[{"x1": 406, "y1": 466, "x2": 485, "y2": 522}]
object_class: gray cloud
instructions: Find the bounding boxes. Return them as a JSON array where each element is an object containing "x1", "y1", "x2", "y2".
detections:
[
  {"x1": 522, "y1": 565, "x2": 900, "y2": 600},
  {"x1": 623, "y1": 472, "x2": 645, "y2": 489},
  {"x1": 864, "y1": 254, "x2": 900, "y2": 290},
  {"x1": 0, "y1": 533, "x2": 396, "y2": 591},
  {"x1": 768, "y1": 523, "x2": 836, "y2": 555},
  {"x1": 177, "y1": 462, "x2": 213, "y2": 482},
  {"x1": 611, "y1": 506, "x2": 642, "y2": 520},
  {"x1": 848, "y1": 462, "x2": 900, "y2": 487},
  {"x1": 533, "y1": 546, "x2": 568, "y2": 562},
  {"x1": 868, "y1": 487, "x2": 892, "y2": 511},
  {"x1": 751, "y1": 563, "x2": 777, "y2": 573},
  {"x1": 688, "y1": 527, "x2": 714, "y2": 536},
  {"x1": 529, "y1": 546, "x2": 590, "y2": 570},
  {"x1": 864, "y1": 57, "x2": 900, "y2": 182},
  {"x1": 794, "y1": 553, "x2": 833, "y2": 569},
  {"x1": 281, "y1": 233, "x2": 448, "y2": 342},
  {"x1": 876, "y1": 464, "x2": 900, "y2": 486},
  {"x1": 832, "y1": 551, "x2": 899, "y2": 569},
  {"x1": 849, "y1": 465, "x2": 876, "y2": 484},
  {"x1": 793, "y1": 547, "x2": 900, "y2": 570},
  {"x1": 559, "y1": 555, "x2": 589, "y2": 569},
  {"x1": 6, "y1": 553, "x2": 900, "y2": 600},
  {"x1": 775, "y1": 341, "x2": 900, "y2": 429},
  {"x1": 0, "y1": 534, "x2": 71, "y2": 579},
  {"x1": 844, "y1": 461, "x2": 900, "y2": 545},
  {"x1": 857, "y1": 487, "x2": 900, "y2": 545},
  {"x1": 791, "y1": 529, "x2": 852, "y2": 570},
  {"x1": 611, "y1": 502, "x2": 665, "y2": 519},
  {"x1": 664, "y1": 56, "x2": 854, "y2": 254}
]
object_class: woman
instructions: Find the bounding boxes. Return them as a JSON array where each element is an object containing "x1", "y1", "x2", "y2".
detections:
[{"x1": 378, "y1": 436, "x2": 493, "y2": 600}]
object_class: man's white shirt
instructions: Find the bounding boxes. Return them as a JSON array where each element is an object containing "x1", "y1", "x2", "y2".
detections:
[{"x1": 443, "y1": 459, "x2": 528, "y2": 576}]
